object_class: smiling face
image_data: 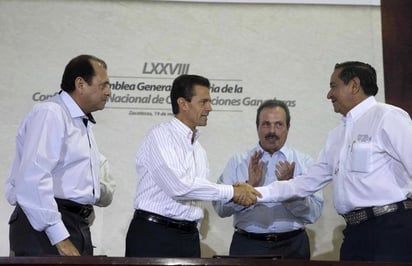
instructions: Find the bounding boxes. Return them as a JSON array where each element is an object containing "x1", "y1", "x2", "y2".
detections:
[
  {"x1": 327, "y1": 67, "x2": 357, "y2": 116},
  {"x1": 257, "y1": 106, "x2": 289, "y2": 155},
  {"x1": 178, "y1": 85, "x2": 212, "y2": 131}
]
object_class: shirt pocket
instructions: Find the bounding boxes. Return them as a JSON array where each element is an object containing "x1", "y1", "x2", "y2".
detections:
[{"x1": 350, "y1": 142, "x2": 372, "y2": 173}]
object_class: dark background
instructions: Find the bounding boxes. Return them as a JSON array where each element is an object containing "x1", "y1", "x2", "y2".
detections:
[{"x1": 381, "y1": 0, "x2": 412, "y2": 116}]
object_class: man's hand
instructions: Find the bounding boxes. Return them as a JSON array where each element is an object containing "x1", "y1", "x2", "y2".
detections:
[
  {"x1": 275, "y1": 160, "x2": 295, "y2": 181},
  {"x1": 248, "y1": 150, "x2": 264, "y2": 186},
  {"x1": 232, "y1": 182, "x2": 262, "y2": 207},
  {"x1": 55, "y1": 238, "x2": 80, "y2": 256}
]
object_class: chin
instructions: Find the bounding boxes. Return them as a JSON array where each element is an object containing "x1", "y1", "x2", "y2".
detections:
[{"x1": 197, "y1": 121, "x2": 207, "y2": 127}]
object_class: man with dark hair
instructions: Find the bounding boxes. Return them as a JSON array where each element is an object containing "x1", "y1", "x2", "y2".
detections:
[
  {"x1": 255, "y1": 61, "x2": 412, "y2": 262},
  {"x1": 125, "y1": 74, "x2": 261, "y2": 258},
  {"x1": 5, "y1": 54, "x2": 112, "y2": 256},
  {"x1": 213, "y1": 99, "x2": 323, "y2": 259}
]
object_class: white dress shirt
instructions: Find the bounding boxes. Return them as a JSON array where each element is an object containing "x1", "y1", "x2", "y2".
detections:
[
  {"x1": 5, "y1": 91, "x2": 101, "y2": 245},
  {"x1": 257, "y1": 97, "x2": 412, "y2": 214},
  {"x1": 134, "y1": 117, "x2": 233, "y2": 222},
  {"x1": 213, "y1": 144, "x2": 323, "y2": 233}
]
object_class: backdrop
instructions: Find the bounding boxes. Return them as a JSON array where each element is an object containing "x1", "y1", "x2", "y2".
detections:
[{"x1": 0, "y1": 0, "x2": 383, "y2": 260}]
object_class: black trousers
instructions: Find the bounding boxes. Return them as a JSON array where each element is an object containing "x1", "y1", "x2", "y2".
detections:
[
  {"x1": 229, "y1": 229, "x2": 310, "y2": 259},
  {"x1": 125, "y1": 212, "x2": 200, "y2": 257},
  {"x1": 340, "y1": 208, "x2": 412, "y2": 262},
  {"x1": 9, "y1": 203, "x2": 93, "y2": 256}
]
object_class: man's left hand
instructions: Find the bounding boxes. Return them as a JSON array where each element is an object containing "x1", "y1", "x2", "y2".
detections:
[{"x1": 275, "y1": 160, "x2": 295, "y2": 181}]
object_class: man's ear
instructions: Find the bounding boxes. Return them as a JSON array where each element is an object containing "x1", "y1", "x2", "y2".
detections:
[
  {"x1": 177, "y1": 97, "x2": 188, "y2": 111},
  {"x1": 351, "y1": 77, "x2": 362, "y2": 95},
  {"x1": 74, "y1": 77, "x2": 85, "y2": 93}
]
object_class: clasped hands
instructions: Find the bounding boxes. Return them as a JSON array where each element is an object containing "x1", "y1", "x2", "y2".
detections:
[{"x1": 232, "y1": 182, "x2": 261, "y2": 207}]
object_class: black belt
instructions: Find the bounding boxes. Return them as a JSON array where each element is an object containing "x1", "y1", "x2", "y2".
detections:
[
  {"x1": 342, "y1": 199, "x2": 412, "y2": 225},
  {"x1": 236, "y1": 228, "x2": 304, "y2": 242},
  {"x1": 134, "y1": 209, "x2": 197, "y2": 232},
  {"x1": 55, "y1": 198, "x2": 93, "y2": 219}
]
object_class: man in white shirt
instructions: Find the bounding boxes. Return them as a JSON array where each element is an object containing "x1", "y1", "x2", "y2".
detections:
[
  {"x1": 213, "y1": 99, "x2": 323, "y2": 259},
  {"x1": 5, "y1": 55, "x2": 112, "y2": 256},
  {"x1": 125, "y1": 74, "x2": 261, "y2": 258},
  {"x1": 255, "y1": 61, "x2": 412, "y2": 262}
]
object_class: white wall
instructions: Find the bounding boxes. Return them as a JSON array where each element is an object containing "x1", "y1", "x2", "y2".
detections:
[{"x1": 0, "y1": 0, "x2": 383, "y2": 260}]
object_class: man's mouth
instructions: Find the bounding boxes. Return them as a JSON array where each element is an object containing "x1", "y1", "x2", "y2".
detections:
[{"x1": 265, "y1": 134, "x2": 279, "y2": 141}]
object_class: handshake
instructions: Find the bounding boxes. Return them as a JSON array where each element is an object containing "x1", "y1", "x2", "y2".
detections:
[{"x1": 232, "y1": 182, "x2": 262, "y2": 207}]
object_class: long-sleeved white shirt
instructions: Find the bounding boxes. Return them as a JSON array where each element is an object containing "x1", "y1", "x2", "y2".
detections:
[
  {"x1": 134, "y1": 117, "x2": 233, "y2": 222},
  {"x1": 5, "y1": 91, "x2": 101, "y2": 245},
  {"x1": 213, "y1": 144, "x2": 323, "y2": 233},
  {"x1": 257, "y1": 97, "x2": 412, "y2": 214}
]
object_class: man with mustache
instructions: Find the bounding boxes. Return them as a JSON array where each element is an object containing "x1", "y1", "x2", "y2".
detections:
[
  {"x1": 213, "y1": 99, "x2": 323, "y2": 259},
  {"x1": 255, "y1": 61, "x2": 412, "y2": 262},
  {"x1": 125, "y1": 74, "x2": 261, "y2": 258}
]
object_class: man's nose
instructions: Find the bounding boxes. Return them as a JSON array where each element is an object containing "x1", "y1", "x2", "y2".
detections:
[
  {"x1": 206, "y1": 102, "x2": 212, "y2": 112},
  {"x1": 326, "y1": 89, "x2": 332, "y2": 99},
  {"x1": 269, "y1": 123, "x2": 277, "y2": 132}
]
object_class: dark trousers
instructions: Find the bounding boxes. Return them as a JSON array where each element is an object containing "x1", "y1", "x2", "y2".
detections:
[
  {"x1": 9, "y1": 203, "x2": 93, "y2": 256},
  {"x1": 340, "y1": 208, "x2": 412, "y2": 262},
  {"x1": 229, "y1": 230, "x2": 310, "y2": 259},
  {"x1": 125, "y1": 212, "x2": 200, "y2": 257}
]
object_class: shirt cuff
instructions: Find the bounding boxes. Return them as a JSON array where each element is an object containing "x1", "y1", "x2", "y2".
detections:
[
  {"x1": 45, "y1": 220, "x2": 70, "y2": 246},
  {"x1": 255, "y1": 186, "x2": 272, "y2": 203},
  {"x1": 219, "y1": 184, "x2": 234, "y2": 202}
]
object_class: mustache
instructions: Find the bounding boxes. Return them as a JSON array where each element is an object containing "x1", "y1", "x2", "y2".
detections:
[{"x1": 265, "y1": 133, "x2": 279, "y2": 140}]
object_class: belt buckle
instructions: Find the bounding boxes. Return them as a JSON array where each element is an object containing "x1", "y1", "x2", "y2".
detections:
[{"x1": 372, "y1": 203, "x2": 397, "y2": 217}]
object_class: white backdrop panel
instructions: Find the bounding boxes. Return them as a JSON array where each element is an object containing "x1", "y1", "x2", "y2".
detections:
[{"x1": 0, "y1": 0, "x2": 383, "y2": 259}]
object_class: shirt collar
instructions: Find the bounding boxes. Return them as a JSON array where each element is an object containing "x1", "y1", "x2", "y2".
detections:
[
  {"x1": 256, "y1": 142, "x2": 290, "y2": 158},
  {"x1": 342, "y1": 96, "x2": 377, "y2": 125},
  {"x1": 171, "y1": 117, "x2": 200, "y2": 142},
  {"x1": 59, "y1": 91, "x2": 95, "y2": 124}
]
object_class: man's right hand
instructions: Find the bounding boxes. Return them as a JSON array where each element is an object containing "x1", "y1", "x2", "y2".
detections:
[
  {"x1": 232, "y1": 182, "x2": 262, "y2": 207},
  {"x1": 55, "y1": 238, "x2": 81, "y2": 256},
  {"x1": 248, "y1": 150, "x2": 264, "y2": 186}
]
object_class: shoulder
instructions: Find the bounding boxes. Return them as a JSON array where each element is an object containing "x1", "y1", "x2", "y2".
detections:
[
  {"x1": 284, "y1": 145, "x2": 313, "y2": 161},
  {"x1": 226, "y1": 147, "x2": 256, "y2": 165},
  {"x1": 231, "y1": 150, "x2": 249, "y2": 162},
  {"x1": 26, "y1": 97, "x2": 66, "y2": 121},
  {"x1": 33, "y1": 94, "x2": 63, "y2": 109},
  {"x1": 147, "y1": 121, "x2": 173, "y2": 137},
  {"x1": 141, "y1": 121, "x2": 174, "y2": 146},
  {"x1": 374, "y1": 102, "x2": 410, "y2": 118}
]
